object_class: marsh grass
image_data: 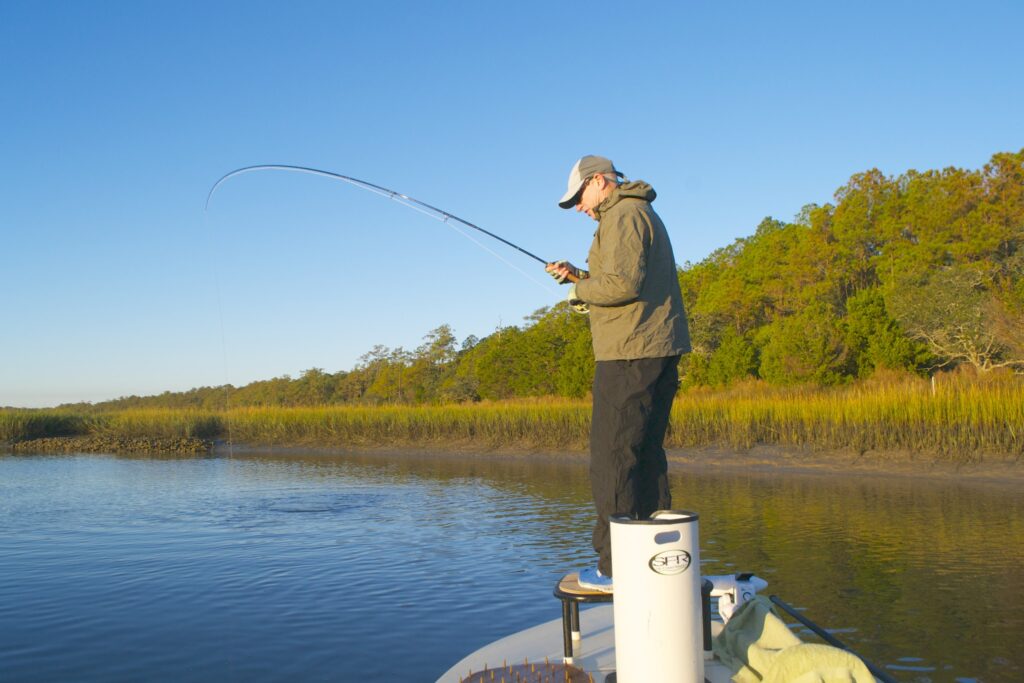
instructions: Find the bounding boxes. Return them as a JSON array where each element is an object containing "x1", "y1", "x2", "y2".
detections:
[
  {"x1": 225, "y1": 400, "x2": 591, "y2": 450},
  {"x1": 3, "y1": 374, "x2": 1021, "y2": 463},
  {"x1": 668, "y1": 373, "x2": 1023, "y2": 461},
  {"x1": 0, "y1": 410, "x2": 86, "y2": 441},
  {"x1": 90, "y1": 409, "x2": 223, "y2": 440}
]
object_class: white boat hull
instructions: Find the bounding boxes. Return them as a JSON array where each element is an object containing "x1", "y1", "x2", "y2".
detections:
[{"x1": 436, "y1": 604, "x2": 736, "y2": 683}]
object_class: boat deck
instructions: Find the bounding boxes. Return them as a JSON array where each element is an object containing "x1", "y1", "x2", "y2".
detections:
[{"x1": 436, "y1": 604, "x2": 735, "y2": 683}]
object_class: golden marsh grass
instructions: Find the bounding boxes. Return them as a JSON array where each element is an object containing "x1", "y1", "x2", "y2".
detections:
[{"x1": 3, "y1": 375, "x2": 1021, "y2": 463}]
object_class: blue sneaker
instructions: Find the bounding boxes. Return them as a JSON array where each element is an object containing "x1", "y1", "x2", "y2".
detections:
[{"x1": 578, "y1": 566, "x2": 613, "y2": 593}]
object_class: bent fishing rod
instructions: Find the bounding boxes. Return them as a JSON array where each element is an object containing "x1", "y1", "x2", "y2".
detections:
[{"x1": 205, "y1": 164, "x2": 580, "y2": 282}]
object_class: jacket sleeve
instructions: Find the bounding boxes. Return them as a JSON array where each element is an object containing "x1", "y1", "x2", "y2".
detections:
[{"x1": 575, "y1": 209, "x2": 649, "y2": 306}]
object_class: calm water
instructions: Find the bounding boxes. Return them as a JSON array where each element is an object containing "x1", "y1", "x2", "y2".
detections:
[{"x1": 0, "y1": 450, "x2": 1021, "y2": 682}]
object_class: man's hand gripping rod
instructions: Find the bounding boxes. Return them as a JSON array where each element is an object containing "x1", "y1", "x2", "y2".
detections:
[
  {"x1": 546, "y1": 261, "x2": 589, "y2": 313},
  {"x1": 546, "y1": 261, "x2": 585, "y2": 284}
]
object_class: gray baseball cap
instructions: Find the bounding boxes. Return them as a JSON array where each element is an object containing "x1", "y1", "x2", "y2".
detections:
[{"x1": 558, "y1": 155, "x2": 623, "y2": 209}]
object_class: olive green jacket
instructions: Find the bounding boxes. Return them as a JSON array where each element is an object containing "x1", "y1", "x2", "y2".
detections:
[{"x1": 574, "y1": 181, "x2": 691, "y2": 361}]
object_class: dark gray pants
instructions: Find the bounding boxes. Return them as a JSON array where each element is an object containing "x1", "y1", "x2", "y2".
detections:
[{"x1": 590, "y1": 356, "x2": 680, "y2": 576}]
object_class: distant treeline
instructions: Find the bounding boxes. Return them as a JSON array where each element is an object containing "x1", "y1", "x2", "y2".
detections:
[{"x1": 61, "y1": 150, "x2": 1023, "y2": 412}]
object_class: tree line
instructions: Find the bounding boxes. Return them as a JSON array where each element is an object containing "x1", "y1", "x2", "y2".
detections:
[
  {"x1": 64, "y1": 150, "x2": 1022, "y2": 411},
  {"x1": 681, "y1": 149, "x2": 1022, "y2": 385}
]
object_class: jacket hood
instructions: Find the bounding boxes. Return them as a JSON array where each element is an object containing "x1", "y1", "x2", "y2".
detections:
[{"x1": 594, "y1": 181, "x2": 656, "y2": 219}]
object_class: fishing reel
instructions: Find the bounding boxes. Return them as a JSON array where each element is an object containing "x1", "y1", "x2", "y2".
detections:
[
  {"x1": 704, "y1": 572, "x2": 769, "y2": 623},
  {"x1": 569, "y1": 300, "x2": 590, "y2": 314},
  {"x1": 567, "y1": 283, "x2": 589, "y2": 314}
]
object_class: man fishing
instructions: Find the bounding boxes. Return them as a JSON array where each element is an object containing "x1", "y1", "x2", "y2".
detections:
[{"x1": 546, "y1": 155, "x2": 691, "y2": 592}]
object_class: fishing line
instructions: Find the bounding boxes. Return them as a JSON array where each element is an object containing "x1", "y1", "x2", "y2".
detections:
[
  {"x1": 205, "y1": 164, "x2": 559, "y2": 293},
  {"x1": 436, "y1": 220, "x2": 555, "y2": 292},
  {"x1": 332, "y1": 178, "x2": 552, "y2": 291},
  {"x1": 201, "y1": 209, "x2": 235, "y2": 457}
]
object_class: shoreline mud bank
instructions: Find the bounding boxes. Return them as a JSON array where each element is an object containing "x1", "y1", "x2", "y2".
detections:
[
  {"x1": 211, "y1": 441, "x2": 1023, "y2": 485},
  {"x1": 5, "y1": 435, "x2": 1020, "y2": 484}
]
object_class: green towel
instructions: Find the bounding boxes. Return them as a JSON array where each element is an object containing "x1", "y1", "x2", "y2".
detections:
[{"x1": 713, "y1": 596, "x2": 876, "y2": 683}]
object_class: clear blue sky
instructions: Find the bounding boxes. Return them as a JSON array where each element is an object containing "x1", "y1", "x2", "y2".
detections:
[{"x1": 2, "y1": 1, "x2": 1021, "y2": 407}]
